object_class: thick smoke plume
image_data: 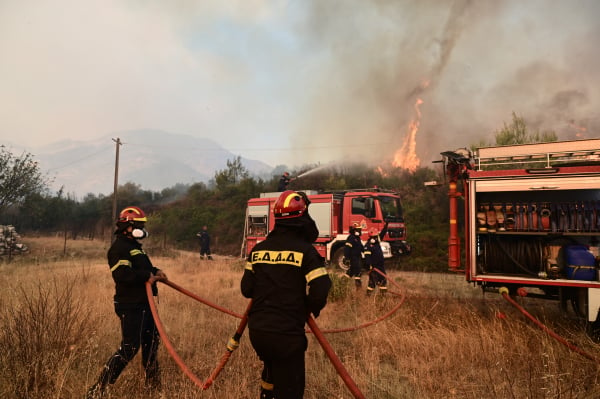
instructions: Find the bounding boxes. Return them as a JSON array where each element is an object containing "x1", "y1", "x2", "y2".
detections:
[{"x1": 289, "y1": 0, "x2": 600, "y2": 170}]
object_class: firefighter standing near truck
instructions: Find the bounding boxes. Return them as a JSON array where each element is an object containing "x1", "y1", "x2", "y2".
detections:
[
  {"x1": 86, "y1": 206, "x2": 168, "y2": 398},
  {"x1": 364, "y1": 224, "x2": 388, "y2": 296},
  {"x1": 344, "y1": 222, "x2": 365, "y2": 287},
  {"x1": 241, "y1": 190, "x2": 332, "y2": 399}
]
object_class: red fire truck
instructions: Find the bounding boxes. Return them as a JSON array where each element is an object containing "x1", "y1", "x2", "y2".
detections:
[
  {"x1": 441, "y1": 138, "x2": 600, "y2": 324},
  {"x1": 243, "y1": 188, "x2": 411, "y2": 270}
]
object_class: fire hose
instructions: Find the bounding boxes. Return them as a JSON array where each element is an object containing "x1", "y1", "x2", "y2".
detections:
[
  {"x1": 146, "y1": 271, "x2": 405, "y2": 397},
  {"x1": 145, "y1": 281, "x2": 251, "y2": 390},
  {"x1": 498, "y1": 287, "x2": 598, "y2": 362}
]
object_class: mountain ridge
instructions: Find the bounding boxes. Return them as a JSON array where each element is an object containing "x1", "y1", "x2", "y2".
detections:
[{"x1": 17, "y1": 129, "x2": 275, "y2": 197}]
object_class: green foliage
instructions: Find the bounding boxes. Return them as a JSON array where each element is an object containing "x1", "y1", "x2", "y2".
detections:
[
  {"x1": 493, "y1": 112, "x2": 557, "y2": 146},
  {"x1": 0, "y1": 146, "x2": 49, "y2": 217}
]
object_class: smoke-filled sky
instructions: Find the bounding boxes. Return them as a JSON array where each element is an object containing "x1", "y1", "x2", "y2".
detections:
[{"x1": 1, "y1": 0, "x2": 599, "y2": 169}]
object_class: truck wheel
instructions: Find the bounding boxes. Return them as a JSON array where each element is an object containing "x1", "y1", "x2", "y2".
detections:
[{"x1": 332, "y1": 247, "x2": 349, "y2": 271}]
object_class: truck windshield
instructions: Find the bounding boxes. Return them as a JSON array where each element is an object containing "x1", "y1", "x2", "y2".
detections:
[{"x1": 377, "y1": 195, "x2": 403, "y2": 221}]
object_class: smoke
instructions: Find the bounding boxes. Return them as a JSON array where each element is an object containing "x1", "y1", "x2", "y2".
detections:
[{"x1": 287, "y1": 0, "x2": 600, "y2": 169}]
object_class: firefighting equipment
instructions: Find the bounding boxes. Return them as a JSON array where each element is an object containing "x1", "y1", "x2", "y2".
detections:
[
  {"x1": 273, "y1": 190, "x2": 309, "y2": 219},
  {"x1": 118, "y1": 206, "x2": 147, "y2": 223}
]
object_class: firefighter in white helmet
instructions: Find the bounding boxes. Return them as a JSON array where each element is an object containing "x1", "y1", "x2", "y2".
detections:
[
  {"x1": 241, "y1": 190, "x2": 331, "y2": 399},
  {"x1": 87, "y1": 206, "x2": 168, "y2": 398}
]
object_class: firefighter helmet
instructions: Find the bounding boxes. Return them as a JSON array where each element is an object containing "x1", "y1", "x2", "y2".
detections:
[
  {"x1": 118, "y1": 206, "x2": 147, "y2": 223},
  {"x1": 351, "y1": 222, "x2": 362, "y2": 230},
  {"x1": 368, "y1": 227, "x2": 379, "y2": 237},
  {"x1": 273, "y1": 190, "x2": 309, "y2": 219}
]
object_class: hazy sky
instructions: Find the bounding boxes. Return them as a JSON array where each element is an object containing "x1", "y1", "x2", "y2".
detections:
[{"x1": 1, "y1": 0, "x2": 599, "y2": 169}]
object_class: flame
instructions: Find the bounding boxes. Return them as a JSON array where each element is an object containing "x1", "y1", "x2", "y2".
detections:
[
  {"x1": 568, "y1": 120, "x2": 587, "y2": 138},
  {"x1": 392, "y1": 98, "x2": 423, "y2": 172},
  {"x1": 376, "y1": 166, "x2": 388, "y2": 177}
]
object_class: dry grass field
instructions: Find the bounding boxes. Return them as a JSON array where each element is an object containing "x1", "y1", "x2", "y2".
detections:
[{"x1": 1, "y1": 236, "x2": 599, "y2": 399}]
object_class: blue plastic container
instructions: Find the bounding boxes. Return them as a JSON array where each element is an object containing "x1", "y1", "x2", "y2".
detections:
[{"x1": 564, "y1": 245, "x2": 596, "y2": 280}]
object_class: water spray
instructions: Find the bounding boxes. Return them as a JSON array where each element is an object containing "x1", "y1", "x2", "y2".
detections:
[{"x1": 296, "y1": 162, "x2": 336, "y2": 179}]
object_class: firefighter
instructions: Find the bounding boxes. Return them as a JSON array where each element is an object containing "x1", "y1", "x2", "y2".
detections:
[
  {"x1": 86, "y1": 206, "x2": 168, "y2": 398},
  {"x1": 241, "y1": 190, "x2": 332, "y2": 399},
  {"x1": 277, "y1": 171, "x2": 294, "y2": 191},
  {"x1": 344, "y1": 222, "x2": 365, "y2": 287},
  {"x1": 364, "y1": 224, "x2": 388, "y2": 296},
  {"x1": 196, "y1": 225, "x2": 213, "y2": 260}
]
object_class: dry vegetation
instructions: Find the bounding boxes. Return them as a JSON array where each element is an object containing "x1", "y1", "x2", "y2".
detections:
[{"x1": 1, "y1": 236, "x2": 599, "y2": 399}]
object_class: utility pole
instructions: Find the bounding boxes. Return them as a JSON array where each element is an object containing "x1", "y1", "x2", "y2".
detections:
[{"x1": 111, "y1": 138, "x2": 122, "y2": 235}]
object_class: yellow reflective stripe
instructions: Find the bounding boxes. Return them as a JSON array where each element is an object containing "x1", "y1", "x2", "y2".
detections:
[
  {"x1": 245, "y1": 261, "x2": 254, "y2": 271},
  {"x1": 130, "y1": 249, "x2": 144, "y2": 256},
  {"x1": 261, "y1": 380, "x2": 274, "y2": 391},
  {"x1": 345, "y1": 242, "x2": 352, "y2": 247},
  {"x1": 364, "y1": 250, "x2": 372, "y2": 255},
  {"x1": 306, "y1": 267, "x2": 328, "y2": 283},
  {"x1": 110, "y1": 259, "x2": 131, "y2": 272},
  {"x1": 250, "y1": 250, "x2": 303, "y2": 267},
  {"x1": 282, "y1": 192, "x2": 298, "y2": 208}
]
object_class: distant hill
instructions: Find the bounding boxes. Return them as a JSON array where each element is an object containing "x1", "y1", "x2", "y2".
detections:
[{"x1": 23, "y1": 129, "x2": 275, "y2": 197}]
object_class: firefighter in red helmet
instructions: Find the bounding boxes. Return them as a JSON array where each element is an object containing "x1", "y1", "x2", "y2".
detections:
[
  {"x1": 241, "y1": 190, "x2": 332, "y2": 399},
  {"x1": 87, "y1": 206, "x2": 168, "y2": 398},
  {"x1": 364, "y1": 224, "x2": 388, "y2": 296},
  {"x1": 344, "y1": 222, "x2": 365, "y2": 287}
]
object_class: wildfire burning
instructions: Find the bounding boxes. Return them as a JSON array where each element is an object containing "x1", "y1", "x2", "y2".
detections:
[{"x1": 392, "y1": 97, "x2": 423, "y2": 172}]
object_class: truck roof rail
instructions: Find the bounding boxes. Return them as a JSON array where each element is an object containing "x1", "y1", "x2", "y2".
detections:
[{"x1": 475, "y1": 139, "x2": 600, "y2": 170}]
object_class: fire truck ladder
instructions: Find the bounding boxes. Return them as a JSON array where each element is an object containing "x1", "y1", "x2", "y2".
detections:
[{"x1": 475, "y1": 139, "x2": 600, "y2": 170}]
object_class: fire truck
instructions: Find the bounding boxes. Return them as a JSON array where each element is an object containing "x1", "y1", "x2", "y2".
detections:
[
  {"x1": 441, "y1": 138, "x2": 600, "y2": 324},
  {"x1": 243, "y1": 189, "x2": 411, "y2": 270}
]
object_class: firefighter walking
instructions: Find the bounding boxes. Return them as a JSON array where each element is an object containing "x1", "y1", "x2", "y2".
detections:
[
  {"x1": 344, "y1": 223, "x2": 365, "y2": 287},
  {"x1": 364, "y1": 224, "x2": 388, "y2": 296},
  {"x1": 241, "y1": 190, "x2": 332, "y2": 399},
  {"x1": 86, "y1": 206, "x2": 168, "y2": 398}
]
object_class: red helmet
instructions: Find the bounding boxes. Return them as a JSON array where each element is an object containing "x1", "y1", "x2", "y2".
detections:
[
  {"x1": 118, "y1": 206, "x2": 147, "y2": 223},
  {"x1": 273, "y1": 190, "x2": 308, "y2": 219},
  {"x1": 368, "y1": 227, "x2": 379, "y2": 237},
  {"x1": 351, "y1": 222, "x2": 362, "y2": 230}
]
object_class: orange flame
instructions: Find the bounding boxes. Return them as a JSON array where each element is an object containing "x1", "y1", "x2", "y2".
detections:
[{"x1": 392, "y1": 98, "x2": 423, "y2": 172}]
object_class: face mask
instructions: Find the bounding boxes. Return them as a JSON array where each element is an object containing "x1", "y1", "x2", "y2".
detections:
[
  {"x1": 355, "y1": 231, "x2": 360, "y2": 236},
  {"x1": 132, "y1": 228, "x2": 148, "y2": 239},
  {"x1": 370, "y1": 238, "x2": 376, "y2": 244}
]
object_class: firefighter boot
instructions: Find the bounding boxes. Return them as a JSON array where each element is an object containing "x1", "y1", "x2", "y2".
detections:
[
  {"x1": 486, "y1": 205, "x2": 497, "y2": 232},
  {"x1": 494, "y1": 204, "x2": 505, "y2": 231},
  {"x1": 207, "y1": 255, "x2": 213, "y2": 260},
  {"x1": 260, "y1": 388, "x2": 276, "y2": 399},
  {"x1": 477, "y1": 205, "x2": 487, "y2": 232},
  {"x1": 354, "y1": 276, "x2": 362, "y2": 289},
  {"x1": 366, "y1": 286, "x2": 374, "y2": 296},
  {"x1": 85, "y1": 382, "x2": 106, "y2": 399}
]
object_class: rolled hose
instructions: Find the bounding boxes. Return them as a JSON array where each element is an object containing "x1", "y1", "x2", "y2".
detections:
[{"x1": 499, "y1": 287, "x2": 597, "y2": 362}]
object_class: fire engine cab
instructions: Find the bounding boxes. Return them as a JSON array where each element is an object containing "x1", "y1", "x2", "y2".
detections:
[
  {"x1": 243, "y1": 189, "x2": 411, "y2": 270},
  {"x1": 442, "y1": 138, "x2": 600, "y2": 324}
]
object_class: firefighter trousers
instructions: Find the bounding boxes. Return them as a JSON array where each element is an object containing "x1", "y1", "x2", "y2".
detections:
[
  {"x1": 96, "y1": 303, "x2": 160, "y2": 387},
  {"x1": 249, "y1": 329, "x2": 308, "y2": 399}
]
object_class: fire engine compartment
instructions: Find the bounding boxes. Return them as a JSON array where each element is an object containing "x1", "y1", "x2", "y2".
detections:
[{"x1": 449, "y1": 139, "x2": 600, "y2": 322}]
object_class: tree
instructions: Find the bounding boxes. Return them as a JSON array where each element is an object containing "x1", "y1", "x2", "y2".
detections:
[
  {"x1": 0, "y1": 146, "x2": 49, "y2": 217},
  {"x1": 494, "y1": 112, "x2": 557, "y2": 145}
]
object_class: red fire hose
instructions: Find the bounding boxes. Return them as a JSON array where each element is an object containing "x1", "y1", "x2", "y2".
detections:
[
  {"x1": 499, "y1": 287, "x2": 598, "y2": 362},
  {"x1": 307, "y1": 315, "x2": 366, "y2": 399},
  {"x1": 146, "y1": 271, "x2": 406, "y2": 396},
  {"x1": 145, "y1": 281, "x2": 251, "y2": 389}
]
